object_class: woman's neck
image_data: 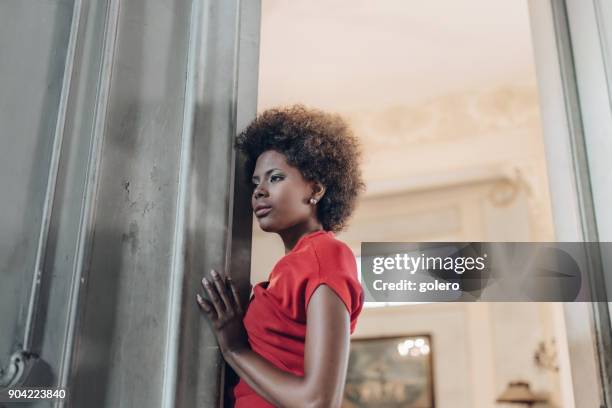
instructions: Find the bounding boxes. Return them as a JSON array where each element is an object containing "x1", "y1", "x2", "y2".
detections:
[{"x1": 279, "y1": 222, "x2": 324, "y2": 254}]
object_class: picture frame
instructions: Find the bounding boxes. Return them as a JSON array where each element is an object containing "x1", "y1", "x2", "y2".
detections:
[{"x1": 343, "y1": 334, "x2": 435, "y2": 408}]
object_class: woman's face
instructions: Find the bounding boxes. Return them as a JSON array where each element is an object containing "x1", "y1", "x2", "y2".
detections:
[{"x1": 251, "y1": 150, "x2": 318, "y2": 233}]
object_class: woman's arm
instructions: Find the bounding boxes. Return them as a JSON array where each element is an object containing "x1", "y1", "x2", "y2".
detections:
[
  {"x1": 225, "y1": 284, "x2": 351, "y2": 408},
  {"x1": 196, "y1": 270, "x2": 350, "y2": 408}
]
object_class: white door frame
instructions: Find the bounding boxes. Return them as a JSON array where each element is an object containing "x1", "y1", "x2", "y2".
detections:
[{"x1": 528, "y1": 0, "x2": 612, "y2": 406}]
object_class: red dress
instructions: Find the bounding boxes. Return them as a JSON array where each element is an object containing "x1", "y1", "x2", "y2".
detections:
[{"x1": 233, "y1": 230, "x2": 364, "y2": 407}]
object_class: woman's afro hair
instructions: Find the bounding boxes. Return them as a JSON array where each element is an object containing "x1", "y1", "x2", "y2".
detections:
[{"x1": 234, "y1": 105, "x2": 365, "y2": 233}]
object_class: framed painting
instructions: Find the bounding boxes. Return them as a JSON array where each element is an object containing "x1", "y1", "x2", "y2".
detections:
[{"x1": 343, "y1": 334, "x2": 435, "y2": 408}]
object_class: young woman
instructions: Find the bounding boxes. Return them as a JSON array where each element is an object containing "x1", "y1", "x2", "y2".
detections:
[{"x1": 196, "y1": 105, "x2": 365, "y2": 407}]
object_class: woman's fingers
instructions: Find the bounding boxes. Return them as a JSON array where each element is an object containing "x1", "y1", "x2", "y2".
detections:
[
  {"x1": 196, "y1": 293, "x2": 210, "y2": 311},
  {"x1": 211, "y1": 269, "x2": 233, "y2": 313},
  {"x1": 227, "y1": 277, "x2": 243, "y2": 314},
  {"x1": 199, "y1": 269, "x2": 245, "y2": 325},
  {"x1": 201, "y1": 276, "x2": 223, "y2": 316},
  {"x1": 196, "y1": 293, "x2": 218, "y2": 320}
]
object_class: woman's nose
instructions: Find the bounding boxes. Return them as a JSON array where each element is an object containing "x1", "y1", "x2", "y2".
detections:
[{"x1": 253, "y1": 185, "x2": 268, "y2": 199}]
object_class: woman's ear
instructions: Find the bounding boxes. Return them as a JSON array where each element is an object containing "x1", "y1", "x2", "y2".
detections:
[{"x1": 311, "y1": 181, "x2": 326, "y2": 202}]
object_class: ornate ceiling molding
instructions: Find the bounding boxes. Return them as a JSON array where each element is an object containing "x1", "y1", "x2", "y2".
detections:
[{"x1": 344, "y1": 84, "x2": 541, "y2": 151}]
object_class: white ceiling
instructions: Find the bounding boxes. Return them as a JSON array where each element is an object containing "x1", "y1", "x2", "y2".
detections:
[{"x1": 258, "y1": 0, "x2": 538, "y2": 112}]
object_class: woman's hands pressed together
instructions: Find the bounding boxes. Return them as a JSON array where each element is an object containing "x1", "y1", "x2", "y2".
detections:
[{"x1": 196, "y1": 269, "x2": 250, "y2": 355}]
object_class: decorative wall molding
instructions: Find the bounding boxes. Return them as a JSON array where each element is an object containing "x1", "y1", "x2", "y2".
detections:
[{"x1": 344, "y1": 84, "x2": 541, "y2": 151}]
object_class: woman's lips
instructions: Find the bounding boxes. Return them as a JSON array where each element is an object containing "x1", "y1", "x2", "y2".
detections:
[{"x1": 255, "y1": 207, "x2": 272, "y2": 218}]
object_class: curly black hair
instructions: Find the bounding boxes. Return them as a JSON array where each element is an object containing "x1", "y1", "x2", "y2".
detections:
[{"x1": 234, "y1": 105, "x2": 365, "y2": 233}]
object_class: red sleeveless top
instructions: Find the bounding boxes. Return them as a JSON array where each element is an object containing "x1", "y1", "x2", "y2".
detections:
[{"x1": 233, "y1": 230, "x2": 364, "y2": 407}]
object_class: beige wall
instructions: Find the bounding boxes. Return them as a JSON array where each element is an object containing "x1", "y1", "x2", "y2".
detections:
[
  {"x1": 253, "y1": 1, "x2": 574, "y2": 406},
  {"x1": 248, "y1": 88, "x2": 572, "y2": 406},
  {"x1": 249, "y1": 89, "x2": 569, "y2": 407},
  {"x1": 349, "y1": 302, "x2": 565, "y2": 408},
  {"x1": 250, "y1": 173, "x2": 568, "y2": 407}
]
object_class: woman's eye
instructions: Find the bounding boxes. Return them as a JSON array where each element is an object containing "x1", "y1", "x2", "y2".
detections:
[{"x1": 251, "y1": 175, "x2": 282, "y2": 188}]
